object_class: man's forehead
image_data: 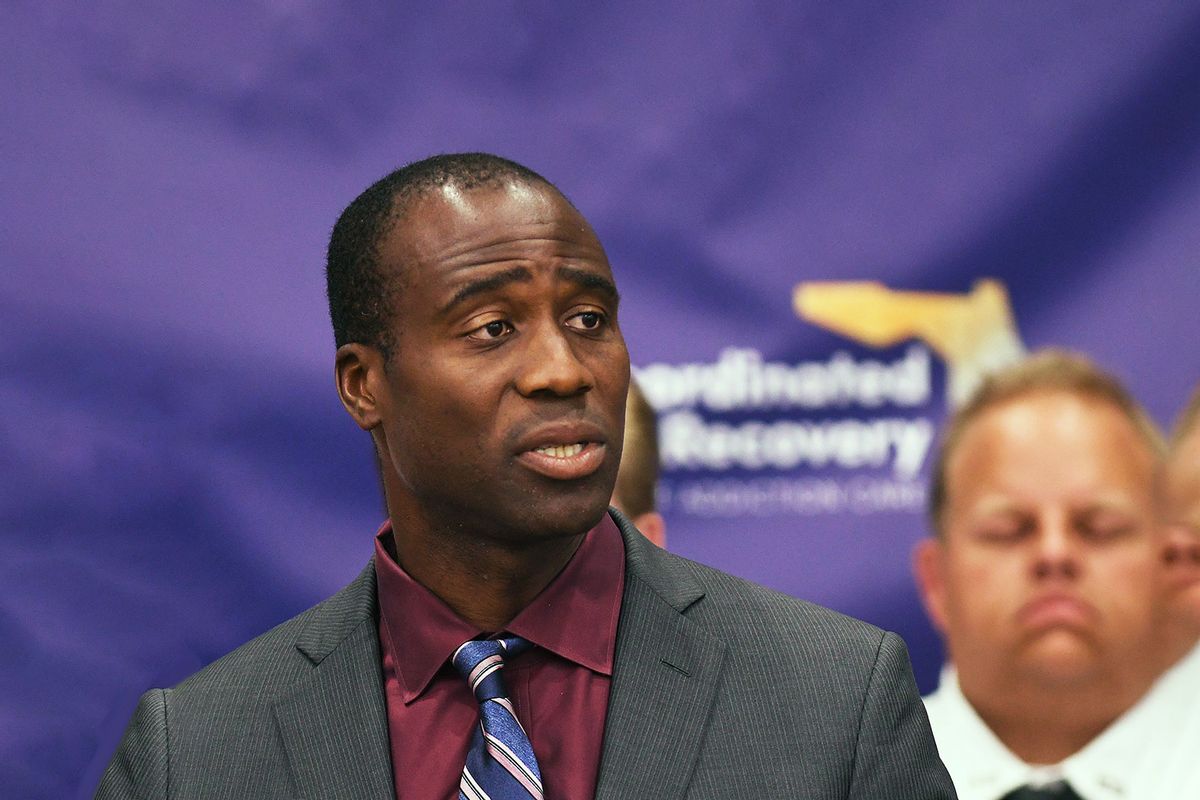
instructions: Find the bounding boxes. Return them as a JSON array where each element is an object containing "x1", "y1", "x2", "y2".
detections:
[
  {"x1": 406, "y1": 180, "x2": 549, "y2": 226},
  {"x1": 955, "y1": 393, "x2": 1152, "y2": 464},
  {"x1": 1165, "y1": 430, "x2": 1200, "y2": 502},
  {"x1": 380, "y1": 180, "x2": 600, "y2": 270},
  {"x1": 1169, "y1": 427, "x2": 1200, "y2": 472},
  {"x1": 945, "y1": 394, "x2": 1156, "y2": 509},
  {"x1": 437, "y1": 179, "x2": 553, "y2": 214}
]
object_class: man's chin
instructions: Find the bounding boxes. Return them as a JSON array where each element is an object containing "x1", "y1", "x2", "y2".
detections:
[
  {"x1": 535, "y1": 500, "x2": 612, "y2": 537},
  {"x1": 493, "y1": 493, "x2": 613, "y2": 544},
  {"x1": 1017, "y1": 631, "x2": 1102, "y2": 684}
]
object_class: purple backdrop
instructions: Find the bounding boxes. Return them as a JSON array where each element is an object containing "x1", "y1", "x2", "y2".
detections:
[{"x1": 4, "y1": 3, "x2": 1200, "y2": 797}]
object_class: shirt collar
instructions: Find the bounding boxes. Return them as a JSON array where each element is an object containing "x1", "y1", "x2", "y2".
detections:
[
  {"x1": 374, "y1": 513, "x2": 625, "y2": 705},
  {"x1": 1061, "y1": 642, "x2": 1200, "y2": 799},
  {"x1": 926, "y1": 661, "x2": 1191, "y2": 800},
  {"x1": 505, "y1": 513, "x2": 624, "y2": 677}
]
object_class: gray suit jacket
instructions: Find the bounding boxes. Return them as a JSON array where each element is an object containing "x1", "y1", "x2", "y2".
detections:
[{"x1": 97, "y1": 511, "x2": 955, "y2": 799}]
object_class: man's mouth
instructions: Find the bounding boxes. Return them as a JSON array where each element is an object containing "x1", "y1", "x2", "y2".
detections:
[
  {"x1": 518, "y1": 440, "x2": 606, "y2": 480},
  {"x1": 1017, "y1": 592, "x2": 1096, "y2": 631},
  {"x1": 532, "y1": 443, "x2": 585, "y2": 459}
]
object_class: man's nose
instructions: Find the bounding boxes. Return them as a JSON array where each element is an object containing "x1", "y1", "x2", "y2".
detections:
[
  {"x1": 1032, "y1": 513, "x2": 1081, "y2": 580},
  {"x1": 515, "y1": 322, "x2": 594, "y2": 398}
]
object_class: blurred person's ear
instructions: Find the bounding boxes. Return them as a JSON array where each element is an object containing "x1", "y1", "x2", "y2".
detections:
[
  {"x1": 632, "y1": 511, "x2": 666, "y2": 549},
  {"x1": 913, "y1": 538, "x2": 949, "y2": 634}
]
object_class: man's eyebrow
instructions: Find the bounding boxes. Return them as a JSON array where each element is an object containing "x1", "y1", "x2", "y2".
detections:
[
  {"x1": 558, "y1": 265, "x2": 620, "y2": 305},
  {"x1": 968, "y1": 497, "x2": 1022, "y2": 518},
  {"x1": 1076, "y1": 496, "x2": 1141, "y2": 516},
  {"x1": 441, "y1": 267, "x2": 533, "y2": 314}
]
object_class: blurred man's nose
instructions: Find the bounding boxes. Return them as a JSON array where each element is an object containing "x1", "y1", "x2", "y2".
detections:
[
  {"x1": 515, "y1": 321, "x2": 594, "y2": 398},
  {"x1": 1032, "y1": 511, "x2": 1081, "y2": 580}
]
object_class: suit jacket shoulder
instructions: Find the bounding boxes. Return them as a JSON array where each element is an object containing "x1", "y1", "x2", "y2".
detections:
[
  {"x1": 665, "y1": 540, "x2": 887, "y2": 656},
  {"x1": 97, "y1": 563, "x2": 394, "y2": 800},
  {"x1": 172, "y1": 561, "x2": 377, "y2": 701},
  {"x1": 600, "y1": 510, "x2": 955, "y2": 799}
]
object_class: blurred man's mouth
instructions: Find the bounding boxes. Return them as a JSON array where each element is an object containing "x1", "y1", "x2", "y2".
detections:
[{"x1": 1017, "y1": 592, "x2": 1097, "y2": 631}]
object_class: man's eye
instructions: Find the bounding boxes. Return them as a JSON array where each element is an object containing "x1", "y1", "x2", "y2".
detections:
[
  {"x1": 975, "y1": 518, "x2": 1031, "y2": 543},
  {"x1": 1079, "y1": 521, "x2": 1135, "y2": 542},
  {"x1": 568, "y1": 311, "x2": 605, "y2": 331},
  {"x1": 470, "y1": 320, "x2": 513, "y2": 340},
  {"x1": 1076, "y1": 509, "x2": 1137, "y2": 541},
  {"x1": 977, "y1": 526, "x2": 1021, "y2": 542}
]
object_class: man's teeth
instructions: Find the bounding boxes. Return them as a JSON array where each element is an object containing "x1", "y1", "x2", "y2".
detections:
[{"x1": 534, "y1": 443, "x2": 585, "y2": 459}]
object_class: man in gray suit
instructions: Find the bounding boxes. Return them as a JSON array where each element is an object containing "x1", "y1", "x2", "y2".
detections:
[{"x1": 98, "y1": 153, "x2": 954, "y2": 799}]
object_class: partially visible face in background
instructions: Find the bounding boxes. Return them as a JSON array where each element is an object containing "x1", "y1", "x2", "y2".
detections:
[{"x1": 1160, "y1": 423, "x2": 1200, "y2": 648}]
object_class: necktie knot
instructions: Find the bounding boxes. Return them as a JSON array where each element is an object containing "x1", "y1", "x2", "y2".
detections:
[
  {"x1": 452, "y1": 636, "x2": 531, "y2": 702},
  {"x1": 451, "y1": 635, "x2": 544, "y2": 800}
]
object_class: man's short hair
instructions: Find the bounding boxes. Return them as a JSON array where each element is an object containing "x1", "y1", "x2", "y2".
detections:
[
  {"x1": 325, "y1": 153, "x2": 553, "y2": 360},
  {"x1": 928, "y1": 348, "x2": 1165, "y2": 535},
  {"x1": 614, "y1": 379, "x2": 660, "y2": 518},
  {"x1": 1170, "y1": 383, "x2": 1200, "y2": 450}
]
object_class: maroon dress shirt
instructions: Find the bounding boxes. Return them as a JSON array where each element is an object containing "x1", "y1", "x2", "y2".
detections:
[{"x1": 374, "y1": 514, "x2": 626, "y2": 800}]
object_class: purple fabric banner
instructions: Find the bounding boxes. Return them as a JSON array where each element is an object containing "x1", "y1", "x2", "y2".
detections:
[{"x1": 3, "y1": 3, "x2": 1200, "y2": 797}]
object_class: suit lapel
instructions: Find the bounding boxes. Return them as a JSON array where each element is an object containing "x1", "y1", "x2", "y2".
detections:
[
  {"x1": 595, "y1": 513, "x2": 728, "y2": 799},
  {"x1": 274, "y1": 563, "x2": 395, "y2": 800}
]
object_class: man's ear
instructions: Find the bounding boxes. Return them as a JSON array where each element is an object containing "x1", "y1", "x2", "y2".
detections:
[
  {"x1": 631, "y1": 511, "x2": 667, "y2": 549},
  {"x1": 335, "y1": 343, "x2": 387, "y2": 431},
  {"x1": 913, "y1": 537, "x2": 950, "y2": 634}
]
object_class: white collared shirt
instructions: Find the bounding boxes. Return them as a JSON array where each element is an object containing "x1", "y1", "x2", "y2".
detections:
[{"x1": 923, "y1": 642, "x2": 1200, "y2": 800}]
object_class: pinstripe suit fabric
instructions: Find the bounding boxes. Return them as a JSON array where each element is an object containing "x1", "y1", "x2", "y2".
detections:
[{"x1": 96, "y1": 510, "x2": 956, "y2": 799}]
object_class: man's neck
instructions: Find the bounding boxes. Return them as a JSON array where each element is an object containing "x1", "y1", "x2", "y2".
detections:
[
  {"x1": 961, "y1": 669, "x2": 1154, "y2": 764},
  {"x1": 1161, "y1": 619, "x2": 1200, "y2": 673},
  {"x1": 385, "y1": 514, "x2": 586, "y2": 632}
]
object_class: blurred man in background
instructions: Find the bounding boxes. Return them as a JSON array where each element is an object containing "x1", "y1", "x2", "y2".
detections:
[
  {"x1": 1160, "y1": 385, "x2": 1200, "y2": 659},
  {"x1": 611, "y1": 378, "x2": 666, "y2": 548},
  {"x1": 913, "y1": 350, "x2": 1168, "y2": 800}
]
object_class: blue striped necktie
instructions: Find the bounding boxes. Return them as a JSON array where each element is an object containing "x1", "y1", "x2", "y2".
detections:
[{"x1": 452, "y1": 636, "x2": 544, "y2": 800}]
